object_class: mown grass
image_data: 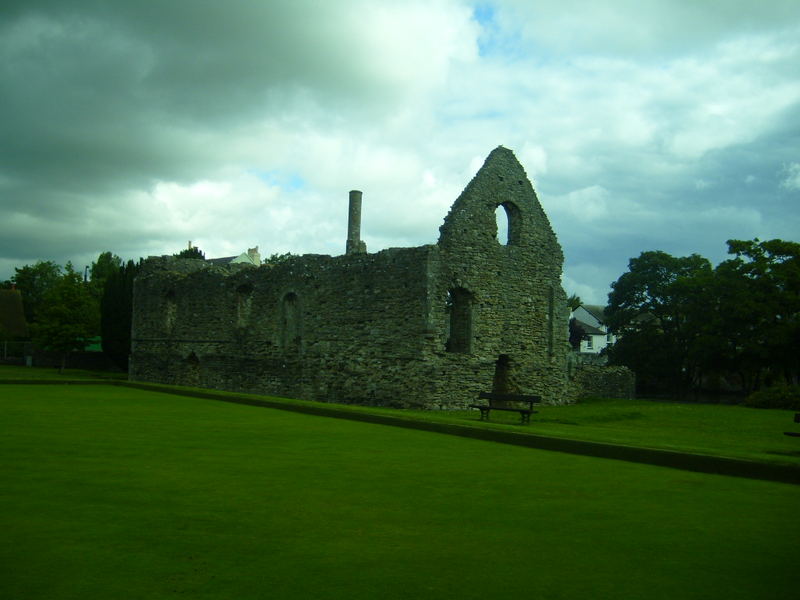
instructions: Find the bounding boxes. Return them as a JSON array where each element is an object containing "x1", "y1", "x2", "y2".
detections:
[
  {"x1": 119, "y1": 379, "x2": 800, "y2": 467},
  {"x1": 2, "y1": 365, "x2": 798, "y2": 465},
  {"x1": 1, "y1": 384, "x2": 798, "y2": 599}
]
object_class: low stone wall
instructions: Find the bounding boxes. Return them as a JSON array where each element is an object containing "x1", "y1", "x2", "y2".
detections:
[{"x1": 572, "y1": 365, "x2": 635, "y2": 400}]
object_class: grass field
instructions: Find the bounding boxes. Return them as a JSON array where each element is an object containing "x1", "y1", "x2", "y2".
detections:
[
  {"x1": 2, "y1": 365, "x2": 798, "y2": 466},
  {"x1": 1, "y1": 384, "x2": 798, "y2": 599}
]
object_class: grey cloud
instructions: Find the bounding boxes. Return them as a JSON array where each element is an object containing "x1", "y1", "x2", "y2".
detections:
[{"x1": 1, "y1": 0, "x2": 798, "y2": 308}]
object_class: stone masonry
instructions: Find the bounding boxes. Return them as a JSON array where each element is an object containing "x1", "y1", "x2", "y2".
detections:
[{"x1": 130, "y1": 147, "x2": 573, "y2": 408}]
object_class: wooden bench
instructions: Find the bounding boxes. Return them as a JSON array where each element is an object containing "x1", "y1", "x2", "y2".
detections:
[
  {"x1": 784, "y1": 412, "x2": 800, "y2": 437},
  {"x1": 469, "y1": 392, "x2": 541, "y2": 424}
]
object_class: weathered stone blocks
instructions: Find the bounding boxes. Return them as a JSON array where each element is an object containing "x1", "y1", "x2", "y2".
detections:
[{"x1": 131, "y1": 147, "x2": 574, "y2": 407}]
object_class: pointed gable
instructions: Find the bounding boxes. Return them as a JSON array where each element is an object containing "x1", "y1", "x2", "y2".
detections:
[{"x1": 437, "y1": 146, "x2": 562, "y2": 266}]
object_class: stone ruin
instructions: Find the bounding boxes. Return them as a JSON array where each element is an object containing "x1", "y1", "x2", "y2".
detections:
[{"x1": 130, "y1": 146, "x2": 581, "y2": 408}]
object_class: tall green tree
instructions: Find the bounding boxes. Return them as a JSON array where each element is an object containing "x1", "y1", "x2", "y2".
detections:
[
  {"x1": 606, "y1": 251, "x2": 712, "y2": 397},
  {"x1": 89, "y1": 251, "x2": 122, "y2": 299},
  {"x1": 101, "y1": 259, "x2": 140, "y2": 371},
  {"x1": 31, "y1": 264, "x2": 99, "y2": 372},
  {"x1": 713, "y1": 239, "x2": 800, "y2": 390},
  {"x1": 10, "y1": 260, "x2": 62, "y2": 324}
]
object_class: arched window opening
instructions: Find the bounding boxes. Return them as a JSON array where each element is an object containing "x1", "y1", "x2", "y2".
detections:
[
  {"x1": 495, "y1": 202, "x2": 522, "y2": 245},
  {"x1": 281, "y1": 292, "x2": 301, "y2": 350},
  {"x1": 236, "y1": 283, "x2": 253, "y2": 328},
  {"x1": 446, "y1": 287, "x2": 473, "y2": 353}
]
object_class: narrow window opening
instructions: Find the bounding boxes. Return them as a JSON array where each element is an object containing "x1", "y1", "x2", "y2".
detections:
[
  {"x1": 495, "y1": 202, "x2": 522, "y2": 245},
  {"x1": 236, "y1": 283, "x2": 253, "y2": 328},
  {"x1": 446, "y1": 287, "x2": 472, "y2": 353},
  {"x1": 186, "y1": 351, "x2": 200, "y2": 385},
  {"x1": 281, "y1": 292, "x2": 301, "y2": 350},
  {"x1": 495, "y1": 206, "x2": 509, "y2": 245},
  {"x1": 164, "y1": 290, "x2": 176, "y2": 333}
]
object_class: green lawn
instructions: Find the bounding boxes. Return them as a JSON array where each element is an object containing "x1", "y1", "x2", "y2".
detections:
[
  {"x1": 2, "y1": 365, "x2": 798, "y2": 466},
  {"x1": 1, "y1": 384, "x2": 798, "y2": 599}
]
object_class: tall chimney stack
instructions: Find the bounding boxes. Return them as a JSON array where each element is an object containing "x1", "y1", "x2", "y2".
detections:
[{"x1": 346, "y1": 190, "x2": 367, "y2": 255}]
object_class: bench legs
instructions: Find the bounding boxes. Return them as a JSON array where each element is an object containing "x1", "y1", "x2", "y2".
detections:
[{"x1": 474, "y1": 407, "x2": 530, "y2": 424}]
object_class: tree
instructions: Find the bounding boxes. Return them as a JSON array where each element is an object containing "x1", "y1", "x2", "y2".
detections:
[
  {"x1": 566, "y1": 294, "x2": 582, "y2": 311},
  {"x1": 89, "y1": 251, "x2": 122, "y2": 299},
  {"x1": 10, "y1": 260, "x2": 62, "y2": 324},
  {"x1": 175, "y1": 246, "x2": 205, "y2": 260},
  {"x1": 31, "y1": 264, "x2": 99, "y2": 372},
  {"x1": 263, "y1": 252, "x2": 294, "y2": 266},
  {"x1": 101, "y1": 259, "x2": 140, "y2": 371},
  {"x1": 605, "y1": 251, "x2": 712, "y2": 398},
  {"x1": 568, "y1": 318, "x2": 586, "y2": 351},
  {"x1": 712, "y1": 239, "x2": 800, "y2": 391}
]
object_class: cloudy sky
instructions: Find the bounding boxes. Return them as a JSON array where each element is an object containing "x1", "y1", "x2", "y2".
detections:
[{"x1": 2, "y1": 0, "x2": 799, "y2": 303}]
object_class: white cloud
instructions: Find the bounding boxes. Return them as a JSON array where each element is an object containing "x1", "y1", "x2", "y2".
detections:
[{"x1": 2, "y1": 0, "x2": 799, "y2": 304}]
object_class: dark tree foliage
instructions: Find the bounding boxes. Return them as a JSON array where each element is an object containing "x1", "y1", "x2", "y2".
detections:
[
  {"x1": 10, "y1": 260, "x2": 62, "y2": 324},
  {"x1": 714, "y1": 239, "x2": 800, "y2": 391},
  {"x1": 605, "y1": 250, "x2": 712, "y2": 398},
  {"x1": 568, "y1": 318, "x2": 586, "y2": 351},
  {"x1": 31, "y1": 264, "x2": 98, "y2": 372},
  {"x1": 567, "y1": 294, "x2": 582, "y2": 311},
  {"x1": 263, "y1": 252, "x2": 294, "y2": 266},
  {"x1": 175, "y1": 246, "x2": 206, "y2": 260},
  {"x1": 89, "y1": 251, "x2": 122, "y2": 300},
  {"x1": 101, "y1": 259, "x2": 140, "y2": 371},
  {"x1": 606, "y1": 240, "x2": 800, "y2": 399}
]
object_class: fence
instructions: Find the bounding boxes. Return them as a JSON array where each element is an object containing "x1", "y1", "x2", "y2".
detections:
[{"x1": 1, "y1": 341, "x2": 30, "y2": 360}]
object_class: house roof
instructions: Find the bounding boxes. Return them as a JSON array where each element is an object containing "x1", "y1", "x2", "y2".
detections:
[
  {"x1": 206, "y1": 256, "x2": 237, "y2": 266},
  {"x1": 573, "y1": 319, "x2": 606, "y2": 336},
  {"x1": 0, "y1": 289, "x2": 29, "y2": 338},
  {"x1": 580, "y1": 304, "x2": 608, "y2": 323},
  {"x1": 207, "y1": 251, "x2": 260, "y2": 267}
]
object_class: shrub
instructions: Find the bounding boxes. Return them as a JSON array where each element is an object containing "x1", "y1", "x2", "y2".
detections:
[{"x1": 744, "y1": 384, "x2": 800, "y2": 410}]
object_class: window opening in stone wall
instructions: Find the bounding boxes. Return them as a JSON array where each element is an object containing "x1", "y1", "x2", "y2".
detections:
[
  {"x1": 236, "y1": 283, "x2": 253, "y2": 328},
  {"x1": 186, "y1": 351, "x2": 200, "y2": 385},
  {"x1": 446, "y1": 287, "x2": 472, "y2": 353},
  {"x1": 495, "y1": 202, "x2": 521, "y2": 245},
  {"x1": 281, "y1": 292, "x2": 301, "y2": 350},
  {"x1": 164, "y1": 290, "x2": 176, "y2": 333}
]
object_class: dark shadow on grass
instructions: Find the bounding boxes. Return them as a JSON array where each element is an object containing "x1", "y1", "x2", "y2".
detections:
[{"x1": 7, "y1": 379, "x2": 800, "y2": 486}]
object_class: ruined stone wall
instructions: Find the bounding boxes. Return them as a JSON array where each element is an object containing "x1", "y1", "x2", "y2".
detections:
[
  {"x1": 426, "y1": 146, "x2": 571, "y2": 405},
  {"x1": 571, "y1": 365, "x2": 636, "y2": 400},
  {"x1": 131, "y1": 247, "x2": 440, "y2": 407},
  {"x1": 131, "y1": 146, "x2": 573, "y2": 408}
]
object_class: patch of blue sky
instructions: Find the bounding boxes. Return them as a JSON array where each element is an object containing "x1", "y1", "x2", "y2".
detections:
[
  {"x1": 473, "y1": 1, "x2": 501, "y2": 57},
  {"x1": 472, "y1": 1, "x2": 553, "y2": 63},
  {"x1": 250, "y1": 168, "x2": 306, "y2": 191}
]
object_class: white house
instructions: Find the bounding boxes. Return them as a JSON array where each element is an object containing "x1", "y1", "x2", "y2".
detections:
[{"x1": 571, "y1": 304, "x2": 616, "y2": 355}]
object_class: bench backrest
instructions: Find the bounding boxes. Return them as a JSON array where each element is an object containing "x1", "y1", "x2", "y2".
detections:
[{"x1": 478, "y1": 392, "x2": 541, "y2": 408}]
